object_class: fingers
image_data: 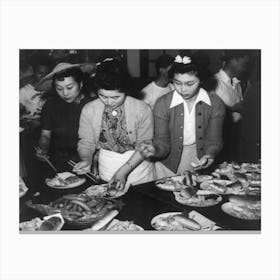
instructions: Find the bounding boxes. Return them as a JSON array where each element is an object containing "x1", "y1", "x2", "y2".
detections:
[
  {"x1": 192, "y1": 156, "x2": 214, "y2": 171},
  {"x1": 137, "y1": 143, "x2": 155, "y2": 158},
  {"x1": 72, "y1": 161, "x2": 90, "y2": 174}
]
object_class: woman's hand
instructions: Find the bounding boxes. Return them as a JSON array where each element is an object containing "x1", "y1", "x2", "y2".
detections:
[
  {"x1": 108, "y1": 165, "x2": 130, "y2": 192},
  {"x1": 35, "y1": 146, "x2": 49, "y2": 162},
  {"x1": 191, "y1": 155, "x2": 214, "y2": 171},
  {"x1": 182, "y1": 170, "x2": 197, "y2": 187},
  {"x1": 137, "y1": 143, "x2": 156, "y2": 159},
  {"x1": 72, "y1": 160, "x2": 91, "y2": 175}
]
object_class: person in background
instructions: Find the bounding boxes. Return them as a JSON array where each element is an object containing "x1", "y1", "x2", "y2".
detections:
[
  {"x1": 141, "y1": 54, "x2": 173, "y2": 109},
  {"x1": 73, "y1": 58, "x2": 155, "y2": 191},
  {"x1": 19, "y1": 57, "x2": 52, "y2": 127},
  {"x1": 35, "y1": 63, "x2": 94, "y2": 172},
  {"x1": 214, "y1": 50, "x2": 250, "y2": 162},
  {"x1": 138, "y1": 54, "x2": 225, "y2": 179}
]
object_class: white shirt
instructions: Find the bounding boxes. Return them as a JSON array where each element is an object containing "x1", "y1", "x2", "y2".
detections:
[
  {"x1": 142, "y1": 81, "x2": 172, "y2": 109},
  {"x1": 215, "y1": 69, "x2": 243, "y2": 122},
  {"x1": 170, "y1": 88, "x2": 211, "y2": 145},
  {"x1": 215, "y1": 69, "x2": 243, "y2": 106},
  {"x1": 19, "y1": 84, "x2": 45, "y2": 115}
]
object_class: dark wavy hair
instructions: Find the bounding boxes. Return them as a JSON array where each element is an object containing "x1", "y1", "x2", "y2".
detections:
[
  {"x1": 169, "y1": 52, "x2": 217, "y2": 92},
  {"x1": 47, "y1": 67, "x2": 85, "y2": 99},
  {"x1": 94, "y1": 58, "x2": 130, "y2": 94},
  {"x1": 53, "y1": 67, "x2": 84, "y2": 84}
]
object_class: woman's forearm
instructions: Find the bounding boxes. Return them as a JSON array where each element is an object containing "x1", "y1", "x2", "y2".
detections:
[
  {"x1": 122, "y1": 150, "x2": 145, "y2": 174},
  {"x1": 38, "y1": 136, "x2": 50, "y2": 152},
  {"x1": 78, "y1": 148, "x2": 94, "y2": 163}
]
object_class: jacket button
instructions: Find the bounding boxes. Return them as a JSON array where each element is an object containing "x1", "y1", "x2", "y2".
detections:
[
  {"x1": 180, "y1": 113, "x2": 183, "y2": 116},
  {"x1": 179, "y1": 136, "x2": 183, "y2": 139},
  {"x1": 180, "y1": 125, "x2": 183, "y2": 129},
  {"x1": 198, "y1": 112, "x2": 202, "y2": 116},
  {"x1": 200, "y1": 147, "x2": 204, "y2": 151},
  {"x1": 199, "y1": 137, "x2": 203, "y2": 140},
  {"x1": 198, "y1": 125, "x2": 202, "y2": 129}
]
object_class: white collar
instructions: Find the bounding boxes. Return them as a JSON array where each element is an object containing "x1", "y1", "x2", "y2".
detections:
[
  {"x1": 169, "y1": 88, "x2": 211, "y2": 109},
  {"x1": 217, "y1": 69, "x2": 240, "y2": 85}
]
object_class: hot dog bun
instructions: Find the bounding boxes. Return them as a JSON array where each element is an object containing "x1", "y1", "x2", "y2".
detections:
[{"x1": 172, "y1": 215, "x2": 201, "y2": 230}]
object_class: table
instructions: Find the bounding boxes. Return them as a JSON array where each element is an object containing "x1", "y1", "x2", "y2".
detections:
[{"x1": 20, "y1": 179, "x2": 261, "y2": 231}]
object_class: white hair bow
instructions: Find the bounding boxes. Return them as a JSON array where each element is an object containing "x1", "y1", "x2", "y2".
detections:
[{"x1": 174, "y1": 55, "x2": 191, "y2": 64}]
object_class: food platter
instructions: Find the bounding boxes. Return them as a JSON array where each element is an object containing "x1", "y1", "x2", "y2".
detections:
[
  {"x1": 105, "y1": 219, "x2": 144, "y2": 231},
  {"x1": 25, "y1": 193, "x2": 122, "y2": 229},
  {"x1": 151, "y1": 212, "x2": 202, "y2": 231},
  {"x1": 174, "y1": 190, "x2": 222, "y2": 207},
  {"x1": 221, "y1": 202, "x2": 261, "y2": 220},
  {"x1": 84, "y1": 183, "x2": 127, "y2": 198},
  {"x1": 45, "y1": 172, "x2": 86, "y2": 189}
]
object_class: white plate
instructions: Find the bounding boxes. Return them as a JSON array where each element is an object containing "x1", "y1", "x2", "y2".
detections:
[
  {"x1": 221, "y1": 202, "x2": 261, "y2": 220},
  {"x1": 46, "y1": 172, "x2": 86, "y2": 189},
  {"x1": 174, "y1": 191, "x2": 222, "y2": 207},
  {"x1": 151, "y1": 212, "x2": 201, "y2": 231}
]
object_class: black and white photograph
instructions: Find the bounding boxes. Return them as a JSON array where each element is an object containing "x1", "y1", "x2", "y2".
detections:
[
  {"x1": 19, "y1": 49, "x2": 261, "y2": 232},
  {"x1": 1, "y1": 0, "x2": 280, "y2": 280}
]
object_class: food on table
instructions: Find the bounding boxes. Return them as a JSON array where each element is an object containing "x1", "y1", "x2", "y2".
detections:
[
  {"x1": 89, "y1": 210, "x2": 119, "y2": 230},
  {"x1": 105, "y1": 219, "x2": 144, "y2": 231},
  {"x1": 199, "y1": 179, "x2": 245, "y2": 195},
  {"x1": 221, "y1": 195, "x2": 261, "y2": 220},
  {"x1": 38, "y1": 214, "x2": 65, "y2": 231},
  {"x1": 19, "y1": 217, "x2": 43, "y2": 231},
  {"x1": 174, "y1": 187, "x2": 222, "y2": 207},
  {"x1": 195, "y1": 174, "x2": 213, "y2": 183},
  {"x1": 84, "y1": 182, "x2": 128, "y2": 198},
  {"x1": 151, "y1": 212, "x2": 202, "y2": 231},
  {"x1": 45, "y1": 172, "x2": 86, "y2": 189},
  {"x1": 228, "y1": 195, "x2": 261, "y2": 208},
  {"x1": 210, "y1": 162, "x2": 261, "y2": 196},
  {"x1": 155, "y1": 175, "x2": 186, "y2": 191},
  {"x1": 26, "y1": 193, "x2": 121, "y2": 228}
]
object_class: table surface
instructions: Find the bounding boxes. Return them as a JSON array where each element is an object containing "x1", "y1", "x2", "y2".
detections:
[{"x1": 20, "y1": 178, "x2": 261, "y2": 232}]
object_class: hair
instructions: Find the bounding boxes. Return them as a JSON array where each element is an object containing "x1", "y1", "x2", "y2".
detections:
[
  {"x1": 94, "y1": 58, "x2": 130, "y2": 93},
  {"x1": 155, "y1": 54, "x2": 174, "y2": 73},
  {"x1": 169, "y1": 52, "x2": 217, "y2": 92},
  {"x1": 53, "y1": 67, "x2": 84, "y2": 84}
]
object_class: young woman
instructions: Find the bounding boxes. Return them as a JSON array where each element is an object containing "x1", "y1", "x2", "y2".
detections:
[
  {"x1": 35, "y1": 63, "x2": 94, "y2": 171},
  {"x1": 139, "y1": 54, "x2": 226, "y2": 179},
  {"x1": 73, "y1": 58, "x2": 155, "y2": 191}
]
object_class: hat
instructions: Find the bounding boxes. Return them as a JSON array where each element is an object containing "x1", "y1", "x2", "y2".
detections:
[{"x1": 35, "y1": 62, "x2": 96, "y2": 91}]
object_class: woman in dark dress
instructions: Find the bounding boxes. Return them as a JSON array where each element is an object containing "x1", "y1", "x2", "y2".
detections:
[{"x1": 35, "y1": 63, "x2": 94, "y2": 172}]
